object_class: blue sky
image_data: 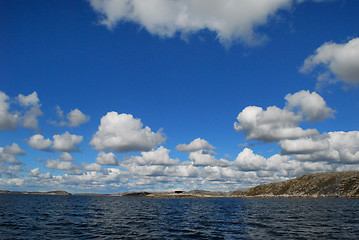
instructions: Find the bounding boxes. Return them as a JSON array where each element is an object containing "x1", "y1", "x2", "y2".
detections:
[{"x1": 1, "y1": 0, "x2": 359, "y2": 193}]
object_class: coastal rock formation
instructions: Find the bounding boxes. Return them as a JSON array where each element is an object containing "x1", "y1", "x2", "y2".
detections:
[{"x1": 232, "y1": 171, "x2": 359, "y2": 198}]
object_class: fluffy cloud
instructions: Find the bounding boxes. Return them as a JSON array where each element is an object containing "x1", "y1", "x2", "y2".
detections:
[
  {"x1": 4, "y1": 143, "x2": 26, "y2": 156},
  {"x1": 279, "y1": 136, "x2": 329, "y2": 155},
  {"x1": 124, "y1": 164, "x2": 167, "y2": 176},
  {"x1": 28, "y1": 132, "x2": 83, "y2": 152},
  {"x1": 46, "y1": 159, "x2": 79, "y2": 171},
  {"x1": 67, "y1": 109, "x2": 90, "y2": 127},
  {"x1": 1, "y1": 146, "x2": 348, "y2": 193},
  {"x1": 17, "y1": 92, "x2": 40, "y2": 106},
  {"x1": 124, "y1": 146, "x2": 179, "y2": 165},
  {"x1": 0, "y1": 91, "x2": 19, "y2": 130},
  {"x1": 176, "y1": 137, "x2": 215, "y2": 152},
  {"x1": 29, "y1": 168, "x2": 41, "y2": 177},
  {"x1": 17, "y1": 91, "x2": 42, "y2": 130},
  {"x1": 188, "y1": 150, "x2": 230, "y2": 166},
  {"x1": 0, "y1": 91, "x2": 42, "y2": 131},
  {"x1": 51, "y1": 106, "x2": 90, "y2": 127},
  {"x1": 234, "y1": 90, "x2": 356, "y2": 166},
  {"x1": 28, "y1": 134, "x2": 52, "y2": 151},
  {"x1": 164, "y1": 164, "x2": 199, "y2": 177},
  {"x1": 0, "y1": 147, "x2": 21, "y2": 164},
  {"x1": 233, "y1": 147, "x2": 334, "y2": 178},
  {"x1": 59, "y1": 152, "x2": 74, "y2": 162},
  {"x1": 90, "y1": 112, "x2": 165, "y2": 152},
  {"x1": 301, "y1": 37, "x2": 359, "y2": 86},
  {"x1": 88, "y1": 0, "x2": 329, "y2": 45},
  {"x1": 96, "y1": 152, "x2": 118, "y2": 165},
  {"x1": 53, "y1": 132, "x2": 83, "y2": 152},
  {"x1": 0, "y1": 143, "x2": 26, "y2": 178},
  {"x1": 22, "y1": 106, "x2": 43, "y2": 130},
  {"x1": 280, "y1": 131, "x2": 359, "y2": 163},
  {"x1": 82, "y1": 162, "x2": 103, "y2": 171},
  {"x1": 234, "y1": 105, "x2": 318, "y2": 142},
  {"x1": 234, "y1": 148, "x2": 267, "y2": 171},
  {"x1": 44, "y1": 152, "x2": 80, "y2": 172},
  {"x1": 234, "y1": 90, "x2": 334, "y2": 142},
  {"x1": 285, "y1": 90, "x2": 335, "y2": 122}
]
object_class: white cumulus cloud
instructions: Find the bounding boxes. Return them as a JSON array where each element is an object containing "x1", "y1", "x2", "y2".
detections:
[
  {"x1": 234, "y1": 105, "x2": 318, "y2": 142},
  {"x1": 28, "y1": 134, "x2": 52, "y2": 151},
  {"x1": 188, "y1": 150, "x2": 230, "y2": 167},
  {"x1": 124, "y1": 146, "x2": 179, "y2": 165},
  {"x1": 29, "y1": 168, "x2": 41, "y2": 177},
  {"x1": 17, "y1": 91, "x2": 42, "y2": 130},
  {"x1": 285, "y1": 90, "x2": 335, "y2": 122},
  {"x1": 301, "y1": 37, "x2": 359, "y2": 86},
  {"x1": 0, "y1": 91, "x2": 19, "y2": 131},
  {"x1": 90, "y1": 112, "x2": 166, "y2": 152},
  {"x1": 0, "y1": 91, "x2": 42, "y2": 131},
  {"x1": 17, "y1": 91, "x2": 40, "y2": 106},
  {"x1": 28, "y1": 132, "x2": 83, "y2": 152},
  {"x1": 52, "y1": 132, "x2": 83, "y2": 152},
  {"x1": 46, "y1": 159, "x2": 79, "y2": 171},
  {"x1": 0, "y1": 146, "x2": 21, "y2": 164},
  {"x1": 234, "y1": 148, "x2": 267, "y2": 171},
  {"x1": 96, "y1": 152, "x2": 118, "y2": 165},
  {"x1": 67, "y1": 108, "x2": 90, "y2": 127},
  {"x1": 88, "y1": 0, "x2": 329, "y2": 46},
  {"x1": 59, "y1": 152, "x2": 74, "y2": 162},
  {"x1": 44, "y1": 153, "x2": 80, "y2": 172},
  {"x1": 176, "y1": 137, "x2": 215, "y2": 152},
  {"x1": 234, "y1": 90, "x2": 335, "y2": 142},
  {"x1": 82, "y1": 162, "x2": 103, "y2": 171},
  {"x1": 279, "y1": 131, "x2": 359, "y2": 163},
  {"x1": 4, "y1": 143, "x2": 26, "y2": 156},
  {"x1": 51, "y1": 106, "x2": 89, "y2": 127}
]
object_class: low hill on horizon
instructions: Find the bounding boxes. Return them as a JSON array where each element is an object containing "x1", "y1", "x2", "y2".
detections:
[
  {"x1": 2, "y1": 171, "x2": 359, "y2": 198},
  {"x1": 232, "y1": 171, "x2": 359, "y2": 198}
]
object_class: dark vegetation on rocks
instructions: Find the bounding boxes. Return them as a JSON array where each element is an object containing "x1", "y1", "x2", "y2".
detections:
[{"x1": 232, "y1": 171, "x2": 359, "y2": 198}]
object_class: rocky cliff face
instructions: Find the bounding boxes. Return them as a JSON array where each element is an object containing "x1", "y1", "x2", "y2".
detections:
[{"x1": 232, "y1": 171, "x2": 359, "y2": 198}]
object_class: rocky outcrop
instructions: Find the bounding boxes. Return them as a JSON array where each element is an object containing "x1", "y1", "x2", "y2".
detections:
[
  {"x1": 46, "y1": 191, "x2": 72, "y2": 195},
  {"x1": 232, "y1": 171, "x2": 359, "y2": 198},
  {"x1": 118, "y1": 192, "x2": 151, "y2": 197}
]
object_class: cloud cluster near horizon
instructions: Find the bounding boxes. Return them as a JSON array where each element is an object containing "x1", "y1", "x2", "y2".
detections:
[
  {"x1": 1, "y1": 87, "x2": 359, "y2": 192},
  {"x1": 88, "y1": 0, "x2": 329, "y2": 46},
  {"x1": 234, "y1": 90, "x2": 359, "y2": 166}
]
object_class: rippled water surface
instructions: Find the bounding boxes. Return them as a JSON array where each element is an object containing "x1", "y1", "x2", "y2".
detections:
[{"x1": 1, "y1": 194, "x2": 359, "y2": 239}]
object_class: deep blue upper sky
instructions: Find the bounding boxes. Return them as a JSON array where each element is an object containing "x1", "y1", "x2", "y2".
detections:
[{"x1": 1, "y1": 0, "x2": 359, "y2": 193}]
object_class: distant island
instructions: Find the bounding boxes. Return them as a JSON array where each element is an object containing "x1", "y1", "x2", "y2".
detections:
[
  {"x1": 0, "y1": 190, "x2": 72, "y2": 196},
  {"x1": 1, "y1": 171, "x2": 359, "y2": 198}
]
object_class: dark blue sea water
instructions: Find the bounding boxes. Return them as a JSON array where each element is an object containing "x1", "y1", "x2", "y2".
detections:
[{"x1": 1, "y1": 194, "x2": 359, "y2": 239}]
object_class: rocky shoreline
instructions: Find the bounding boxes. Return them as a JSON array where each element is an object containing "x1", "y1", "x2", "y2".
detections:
[
  {"x1": 2, "y1": 171, "x2": 359, "y2": 198},
  {"x1": 232, "y1": 171, "x2": 359, "y2": 198}
]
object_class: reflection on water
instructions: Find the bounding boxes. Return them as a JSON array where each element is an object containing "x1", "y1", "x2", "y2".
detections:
[{"x1": 1, "y1": 194, "x2": 359, "y2": 239}]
